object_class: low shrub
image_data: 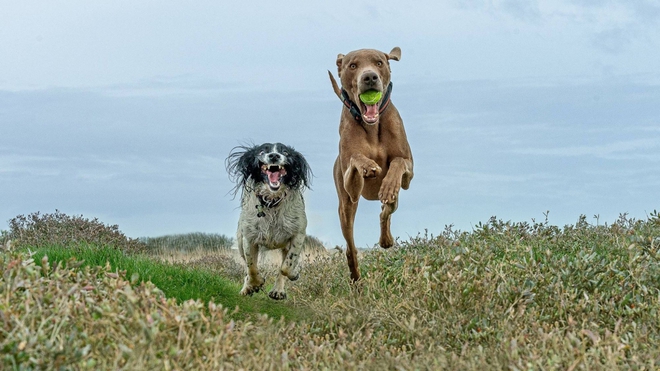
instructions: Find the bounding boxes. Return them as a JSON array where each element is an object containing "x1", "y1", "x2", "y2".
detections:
[{"x1": 6, "y1": 210, "x2": 145, "y2": 253}]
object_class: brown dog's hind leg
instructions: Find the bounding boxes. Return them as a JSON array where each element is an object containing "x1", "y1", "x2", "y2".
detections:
[
  {"x1": 379, "y1": 198, "x2": 398, "y2": 248},
  {"x1": 335, "y1": 156, "x2": 369, "y2": 282},
  {"x1": 378, "y1": 158, "x2": 411, "y2": 248},
  {"x1": 339, "y1": 198, "x2": 361, "y2": 281},
  {"x1": 335, "y1": 157, "x2": 362, "y2": 281}
]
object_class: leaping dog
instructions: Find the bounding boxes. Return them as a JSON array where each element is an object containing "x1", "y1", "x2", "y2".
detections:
[
  {"x1": 328, "y1": 47, "x2": 414, "y2": 282},
  {"x1": 226, "y1": 142, "x2": 312, "y2": 299}
]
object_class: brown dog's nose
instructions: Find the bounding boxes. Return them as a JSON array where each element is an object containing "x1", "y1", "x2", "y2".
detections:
[{"x1": 362, "y1": 71, "x2": 379, "y2": 87}]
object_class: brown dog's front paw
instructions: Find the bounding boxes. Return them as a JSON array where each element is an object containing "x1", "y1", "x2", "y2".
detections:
[
  {"x1": 378, "y1": 180, "x2": 401, "y2": 204},
  {"x1": 354, "y1": 158, "x2": 381, "y2": 178},
  {"x1": 362, "y1": 165, "x2": 381, "y2": 178}
]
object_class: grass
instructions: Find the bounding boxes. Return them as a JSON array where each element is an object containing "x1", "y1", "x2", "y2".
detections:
[
  {"x1": 27, "y1": 244, "x2": 305, "y2": 322},
  {"x1": 2, "y1": 211, "x2": 660, "y2": 369},
  {"x1": 139, "y1": 232, "x2": 233, "y2": 252}
]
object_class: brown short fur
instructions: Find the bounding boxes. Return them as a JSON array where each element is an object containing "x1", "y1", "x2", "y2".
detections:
[{"x1": 328, "y1": 47, "x2": 414, "y2": 282}]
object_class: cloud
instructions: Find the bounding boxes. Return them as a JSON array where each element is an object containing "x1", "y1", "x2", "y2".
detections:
[
  {"x1": 565, "y1": 0, "x2": 660, "y2": 53},
  {"x1": 508, "y1": 138, "x2": 660, "y2": 159},
  {"x1": 451, "y1": 0, "x2": 541, "y2": 21},
  {"x1": 500, "y1": 0, "x2": 541, "y2": 21},
  {"x1": 592, "y1": 27, "x2": 634, "y2": 54}
]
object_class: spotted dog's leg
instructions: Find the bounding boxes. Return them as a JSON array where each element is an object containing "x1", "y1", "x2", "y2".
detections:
[
  {"x1": 269, "y1": 233, "x2": 304, "y2": 300},
  {"x1": 239, "y1": 236, "x2": 264, "y2": 296},
  {"x1": 269, "y1": 250, "x2": 290, "y2": 300}
]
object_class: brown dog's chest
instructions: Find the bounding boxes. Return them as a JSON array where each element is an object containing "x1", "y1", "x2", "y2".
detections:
[{"x1": 340, "y1": 112, "x2": 406, "y2": 161}]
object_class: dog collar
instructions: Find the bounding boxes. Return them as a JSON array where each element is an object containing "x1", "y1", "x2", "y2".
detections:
[
  {"x1": 255, "y1": 194, "x2": 286, "y2": 217},
  {"x1": 340, "y1": 82, "x2": 393, "y2": 123}
]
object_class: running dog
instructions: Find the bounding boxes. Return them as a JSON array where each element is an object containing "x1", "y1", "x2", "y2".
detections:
[
  {"x1": 328, "y1": 47, "x2": 414, "y2": 282},
  {"x1": 226, "y1": 142, "x2": 312, "y2": 299}
]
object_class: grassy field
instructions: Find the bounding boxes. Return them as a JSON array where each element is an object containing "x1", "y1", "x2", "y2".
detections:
[
  {"x1": 26, "y1": 244, "x2": 304, "y2": 322},
  {"x1": 1, "y1": 211, "x2": 660, "y2": 369}
]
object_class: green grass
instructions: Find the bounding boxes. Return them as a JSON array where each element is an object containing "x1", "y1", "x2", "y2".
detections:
[{"x1": 29, "y1": 244, "x2": 305, "y2": 322}]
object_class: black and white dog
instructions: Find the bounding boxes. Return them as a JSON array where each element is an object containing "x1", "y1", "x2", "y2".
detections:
[{"x1": 226, "y1": 142, "x2": 312, "y2": 300}]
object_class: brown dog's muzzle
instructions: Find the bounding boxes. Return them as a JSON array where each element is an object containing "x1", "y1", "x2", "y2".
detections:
[
  {"x1": 356, "y1": 69, "x2": 386, "y2": 124},
  {"x1": 359, "y1": 70, "x2": 383, "y2": 92}
]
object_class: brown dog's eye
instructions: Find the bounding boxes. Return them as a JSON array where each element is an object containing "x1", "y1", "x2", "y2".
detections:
[
  {"x1": 377, "y1": 61, "x2": 383, "y2": 67},
  {"x1": 350, "y1": 64, "x2": 357, "y2": 69}
]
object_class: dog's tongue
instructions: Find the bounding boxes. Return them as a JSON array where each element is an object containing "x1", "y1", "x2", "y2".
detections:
[
  {"x1": 266, "y1": 169, "x2": 285, "y2": 187},
  {"x1": 267, "y1": 170, "x2": 280, "y2": 185},
  {"x1": 364, "y1": 103, "x2": 379, "y2": 120}
]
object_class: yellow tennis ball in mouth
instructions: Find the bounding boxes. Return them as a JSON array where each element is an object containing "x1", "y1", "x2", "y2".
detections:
[{"x1": 359, "y1": 90, "x2": 383, "y2": 105}]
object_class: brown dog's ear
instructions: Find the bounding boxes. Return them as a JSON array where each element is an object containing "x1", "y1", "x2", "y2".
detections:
[
  {"x1": 387, "y1": 47, "x2": 401, "y2": 61},
  {"x1": 336, "y1": 53, "x2": 345, "y2": 67},
  {"x1": 328, "y1": 71, "x2": 342, "y2": 99},
  {"x1": 336, "y1": 53, "x2": 345, "y2": 76}
]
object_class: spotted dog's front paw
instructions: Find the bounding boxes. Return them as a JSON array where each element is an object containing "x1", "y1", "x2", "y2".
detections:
[
  {"x1": 240, "y1": 276, "x2": 265, "y2": 296},
  {"x1": 281, "y1": 266, "x2": 300, "y2": 282},
  {"x1": 268, "y1": 289, "x2": 287, "y2": 300}
]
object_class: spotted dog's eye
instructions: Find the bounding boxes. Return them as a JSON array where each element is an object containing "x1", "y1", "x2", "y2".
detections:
[
  {"x1": 259, "y1": 150, "x2": 265, "y2": 155},
  {"x1": 283, "y1": 151, "x2": 289, "y2": 156},
  {"x1": 349, "y1": 63, "x2": 357, "y2": 69}
]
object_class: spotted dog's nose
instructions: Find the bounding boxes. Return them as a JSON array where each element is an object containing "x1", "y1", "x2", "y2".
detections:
[{"x1": 268, "y1": 153, "x2": 282, "y2": 163}]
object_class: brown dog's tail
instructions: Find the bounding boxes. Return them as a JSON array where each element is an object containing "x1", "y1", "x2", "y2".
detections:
[{"x1": 328, "y1": 70, "x2": 342, "y2": 99}]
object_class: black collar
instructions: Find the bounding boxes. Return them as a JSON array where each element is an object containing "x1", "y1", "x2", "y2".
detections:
[
  {"x1": 255, "y1": 193, "x2": 285, "y2": 217},
  {"x1": 340, "y1": 82, "x2": 393, "y2": 123}
]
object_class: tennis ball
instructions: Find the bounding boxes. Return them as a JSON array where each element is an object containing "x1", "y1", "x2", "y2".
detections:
[{"x1": 359, "y1": 90, "x2": 382, "y2": 105}]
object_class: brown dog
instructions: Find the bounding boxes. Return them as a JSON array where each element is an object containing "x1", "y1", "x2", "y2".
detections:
[{"x1": 328, "y1": 47, "x2": 414, "y2": 282}]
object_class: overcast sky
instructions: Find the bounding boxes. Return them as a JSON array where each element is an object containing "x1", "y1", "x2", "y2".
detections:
[{"x1": 1, "y1": 1, "x2": 659, "y2": 248}]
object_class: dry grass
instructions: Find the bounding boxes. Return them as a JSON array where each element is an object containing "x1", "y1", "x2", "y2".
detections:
[
  {"x1": 2, "y1": 211, "x2": 660, "y2": 369},
  {"x1": 139, "y1": 232, "x2": 233, "y2": 253},
  {"x1": 150, "y1": 234, "x2": 330, "y2": 284}
]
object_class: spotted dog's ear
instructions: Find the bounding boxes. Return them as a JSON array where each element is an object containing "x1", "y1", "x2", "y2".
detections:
[
  {"x1": 226, "y1": 143, "x2": 261, "y2": 197},
  {"x1": 284, "y1": 147, "x2": 313, "y2": 190},
  {"x1": 387, "y1": 47, "x2": 401, "y2": 62}
]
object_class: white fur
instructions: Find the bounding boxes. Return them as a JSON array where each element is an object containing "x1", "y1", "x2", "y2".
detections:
[{"x1": 236, "y1": 179, "x2": 307, "y2": 300}]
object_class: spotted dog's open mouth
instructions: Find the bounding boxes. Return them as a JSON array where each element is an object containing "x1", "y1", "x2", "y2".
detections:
[{"x1": 261, "y1": 164, "x2": 287, "y2": 190}]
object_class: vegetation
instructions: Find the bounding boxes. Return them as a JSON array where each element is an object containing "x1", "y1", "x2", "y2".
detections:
[
  {"x1": 26, "y1": 244, "x2": 301, "y2": 322},
  {"x1": 5, "y1": 210, "x2": 145, "y2": 253},
  {"x1": 1, "y1": 211, "x2": 660, "y2": 369},
  {"x1": 139, "y1": 232, "x2": 233, "y2": 252}
]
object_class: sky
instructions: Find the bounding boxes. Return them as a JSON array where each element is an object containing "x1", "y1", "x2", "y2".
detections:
[{"x1": 1, "y1": 0, "x2": 659, "y2": 248}]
